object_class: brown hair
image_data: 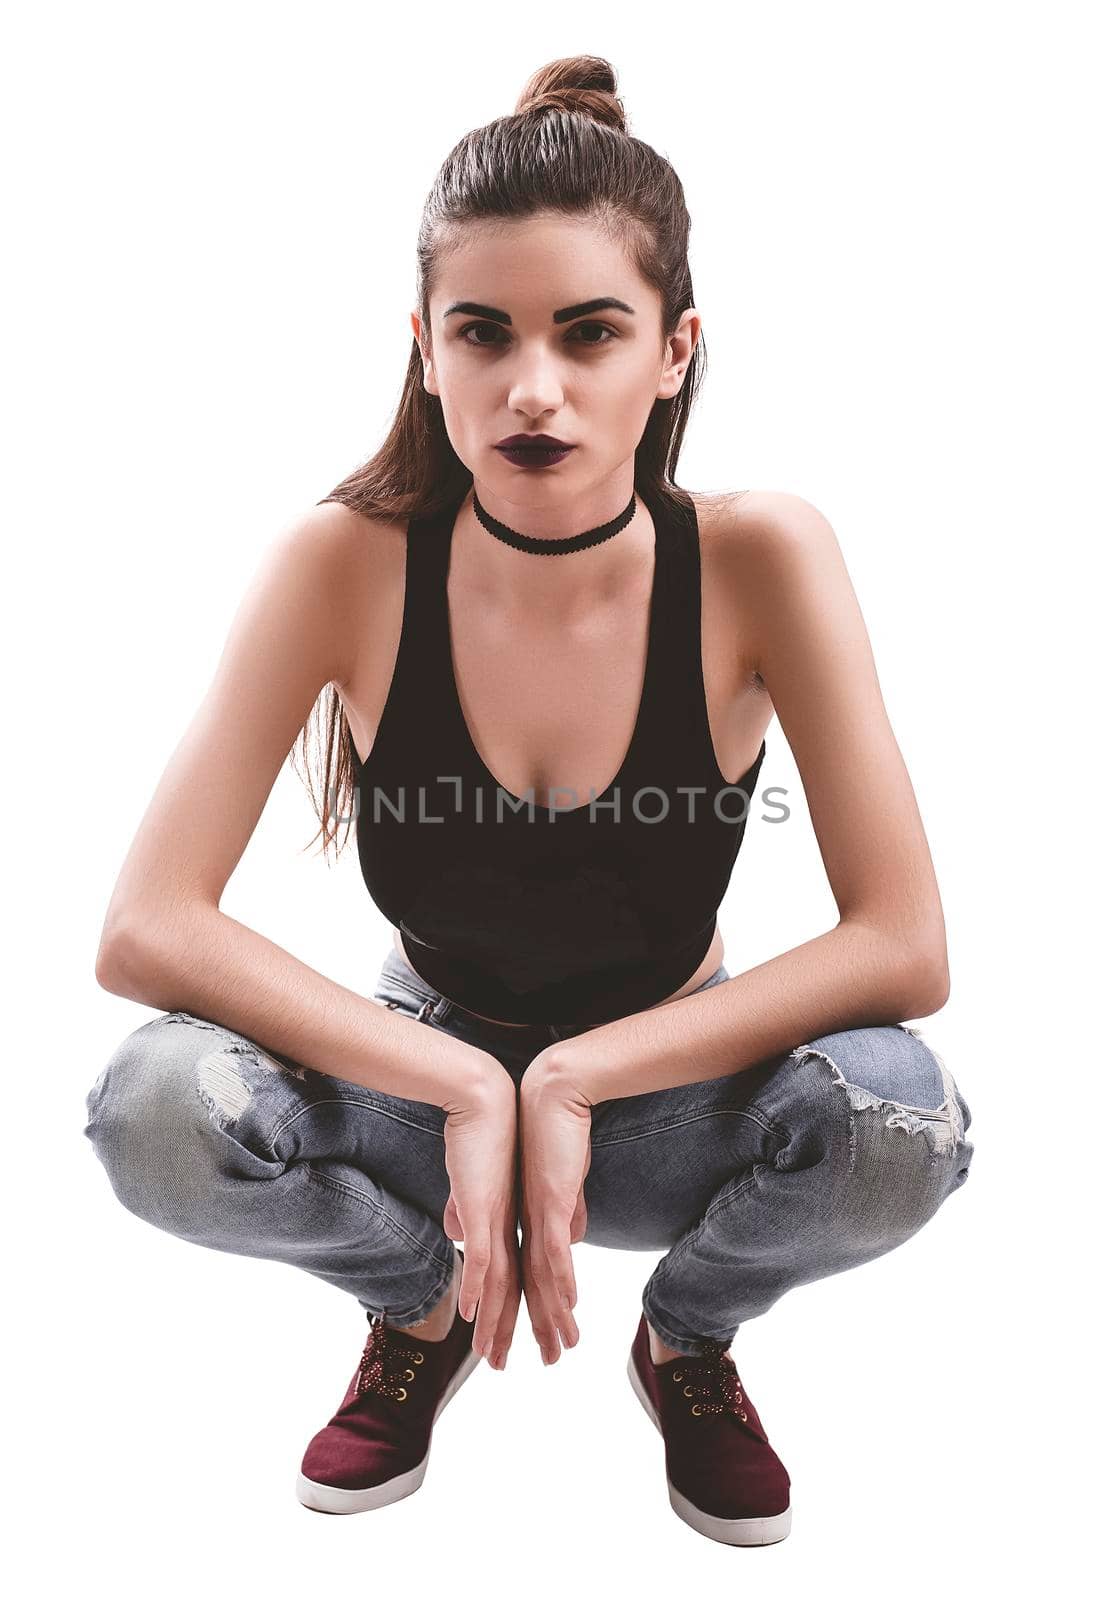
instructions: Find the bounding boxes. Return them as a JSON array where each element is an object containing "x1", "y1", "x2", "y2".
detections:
[{"x1": 295, "y1": 54, "x2": 708, "y2": 856}]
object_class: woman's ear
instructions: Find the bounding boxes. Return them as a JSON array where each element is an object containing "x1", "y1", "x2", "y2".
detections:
[
  {"x1": 657, "y1": 307, "x2": 700, "y2": 400},
  {"x1": 411, "y1": 309, "x2": 439, "y2": 396}
]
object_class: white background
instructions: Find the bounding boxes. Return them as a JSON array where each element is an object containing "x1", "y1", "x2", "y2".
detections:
[{"x1": 6, "y1": 1, "x2": 1105, "y2": 1592}]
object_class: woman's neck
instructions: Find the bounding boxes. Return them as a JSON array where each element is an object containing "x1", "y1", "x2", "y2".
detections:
[{"x1": 455, "y1": 482, "x2": 653, "y2": 617}]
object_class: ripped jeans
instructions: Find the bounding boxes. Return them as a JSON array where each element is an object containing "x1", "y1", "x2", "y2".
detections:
[{"x1": 83, "y1": 946, "x2": 975, "y2": 1358}]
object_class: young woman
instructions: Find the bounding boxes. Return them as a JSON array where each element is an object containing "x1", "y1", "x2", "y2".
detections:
[{"x1": 84, "y1": 56, "x2": 974, "y2": 1546}]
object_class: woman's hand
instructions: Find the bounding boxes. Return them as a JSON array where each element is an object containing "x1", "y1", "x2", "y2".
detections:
[
  {"x1": 518, "y1": 1049, "x2": 594, "y2": 1365},
  {"x1": 441, "y1": 1066, "x2": 522, "y2": 1369}
]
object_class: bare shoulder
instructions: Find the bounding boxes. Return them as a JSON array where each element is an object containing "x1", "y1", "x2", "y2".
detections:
[
  {"x1": 691, "y1": 487, "x2": 834, "y2": 551},
  {"x1": 692, "y1": 489, "x2": 846, "y2": 668},
  {"x1": 290, "y1": 499, "x2": 408, "y2": 691},
  {"x1": 299, "y1": 498, "x2": 407, "y2": 574},
  {"x1": 689, "y1": 489, "x2": 824, "y2": 687},
  {"x1": 723, "y1": 489, "x2": 852, "y2": 619}
]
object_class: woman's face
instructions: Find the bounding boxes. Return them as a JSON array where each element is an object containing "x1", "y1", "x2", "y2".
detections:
[{"x1": 413, "y1": 213, "x2": 699, "y2": 497}]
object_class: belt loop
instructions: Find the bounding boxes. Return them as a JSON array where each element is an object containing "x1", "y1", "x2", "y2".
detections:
[
  {"x1": 547, "y1": 1024, "x2": 561, "y2": 1043},
  {"x1": 417, "y1": 998, "x2": 435, "y2": 1024}
]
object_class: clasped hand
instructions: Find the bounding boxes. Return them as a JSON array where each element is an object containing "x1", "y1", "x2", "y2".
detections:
[{"x1": 441, "y1": 1044, "x2": 592, "y2": 1370}]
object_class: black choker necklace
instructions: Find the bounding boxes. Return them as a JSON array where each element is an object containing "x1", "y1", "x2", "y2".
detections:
[{"x1": 471, "y1": 488, "x2": 638, "y2": 554}]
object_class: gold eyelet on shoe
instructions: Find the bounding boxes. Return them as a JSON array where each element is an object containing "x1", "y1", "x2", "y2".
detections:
[
  {"x1": 691, "y1": 1404, "x2": 703, "y2": 1416},
  {"x1": 403, "y1": 1368, "x2": 415, "y2": 1381},
  {"x1": 683, "y1": 1385, "x2": 694, "y2": 1396},
  {"x1": 395, "y1": 1387, "x2": 408, "y2": 1401},
  {"x1": 410, "y1": 1350, "x2": 425, "y2": 1364},
  {"x1": 672, "y1": 1370, "x2": 685, "y2": 1382}
]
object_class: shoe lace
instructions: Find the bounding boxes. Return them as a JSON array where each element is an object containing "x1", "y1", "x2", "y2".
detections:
[
  {"x1": 669, "y1": 1343, "x2": 750, "y2": 1422},
  {"x1": 354, "y1": 1314, "x2": 427, "y2": 1404}
]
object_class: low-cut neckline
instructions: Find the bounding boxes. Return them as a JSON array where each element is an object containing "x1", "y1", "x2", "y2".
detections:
[{"x1": 440, "y1": 493, "x2": 661, "y2": 817}]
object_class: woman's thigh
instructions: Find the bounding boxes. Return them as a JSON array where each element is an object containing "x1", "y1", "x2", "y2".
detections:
[
  {"x1": 84, "y1": 987, "x2": 457, "y2": 1236},
  {"x1": 581, "y1": 1021, "x2": 974, "y2": 1250}
]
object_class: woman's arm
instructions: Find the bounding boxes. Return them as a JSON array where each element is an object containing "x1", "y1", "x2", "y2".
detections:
[
  {"x1": 95, "y1": 504, "x2": 499, "y2": 1114},
  {"x1": 526, "y1": 490, "x2": 950, "y2": 1104}
]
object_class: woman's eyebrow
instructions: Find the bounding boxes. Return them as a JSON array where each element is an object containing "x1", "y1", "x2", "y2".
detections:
[{"x1": 442, "y1": 297, "x2": 637, "y2": 326}]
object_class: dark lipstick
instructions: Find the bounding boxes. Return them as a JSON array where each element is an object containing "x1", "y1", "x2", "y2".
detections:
[{"x1": 495, "y1": 434, "x2": 576, "y2": 470}]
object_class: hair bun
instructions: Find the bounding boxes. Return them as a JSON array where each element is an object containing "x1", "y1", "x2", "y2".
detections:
[{"x1": 515, "y1": 54, "x2": 627, "y2": 132}]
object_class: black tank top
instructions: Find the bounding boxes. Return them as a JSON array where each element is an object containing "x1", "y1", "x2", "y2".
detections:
[{"x1": 351, "y1": 483, "x2": 766, "y2": 1027}]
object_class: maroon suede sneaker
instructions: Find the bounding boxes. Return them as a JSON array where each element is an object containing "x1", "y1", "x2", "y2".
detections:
[
  {"x1": 627, "y1": 1314, "x2": 792, "y2": 1545},
  {"x1": 297, "y1": 1300, "x2": 482, "y2": 1514}
]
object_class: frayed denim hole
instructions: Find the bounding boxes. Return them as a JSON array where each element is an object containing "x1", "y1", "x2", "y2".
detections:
[
  {"x1": 787, "y1": 1039, "x2": 964, "y2": 1168},
  {"x1": 193, "y1": 1039, "x2": 314, "y2": 1164}
]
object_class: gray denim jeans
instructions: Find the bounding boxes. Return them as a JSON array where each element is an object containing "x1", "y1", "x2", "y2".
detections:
[{"x1": 84, "y1": 945, "x2": 975, "y2": 1357}]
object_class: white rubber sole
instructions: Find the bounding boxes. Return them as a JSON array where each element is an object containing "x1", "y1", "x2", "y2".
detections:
[
  {"x1": 626, "y1": 1351, "x2": 793, "y2": 1546},
  {"x1": 296, "y1": 1342, "x2": 484, "y2": 1514}
]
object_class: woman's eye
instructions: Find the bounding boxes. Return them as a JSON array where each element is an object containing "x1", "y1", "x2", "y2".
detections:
[
  {"x1": 571, "y1": 322, "x2": 617, "y2": 345},
  {"x1": 459, "y1": 322, "x2": 506, "y2": 347},
  {"x1": 458, "y1": 321, "x2": 617, "y2": 348}
]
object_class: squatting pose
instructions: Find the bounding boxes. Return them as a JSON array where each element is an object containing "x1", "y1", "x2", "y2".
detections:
[{"x1": 86, "y1": 55, "x2": 974, "y2": 1547}]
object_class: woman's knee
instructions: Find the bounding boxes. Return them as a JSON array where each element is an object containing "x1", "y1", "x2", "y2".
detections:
[
  {"x1": 760, "y1": 1023, "x2": 974, "y2": 1234},
  {"x1": 83, "y1": 1012, "x2": 286, "y2": 1230},
  {"x1": 788, "y1": 1023, "x2": 971, "y2": 1152}
]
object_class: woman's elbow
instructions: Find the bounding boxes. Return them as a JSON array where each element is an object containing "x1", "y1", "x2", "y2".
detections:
[
  {"x1": 905, "y1": 949, "x2": 950, "y2": 1017},
  {"x1": 95, "y1": 915, "x2": 160, "y2": 999}
]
